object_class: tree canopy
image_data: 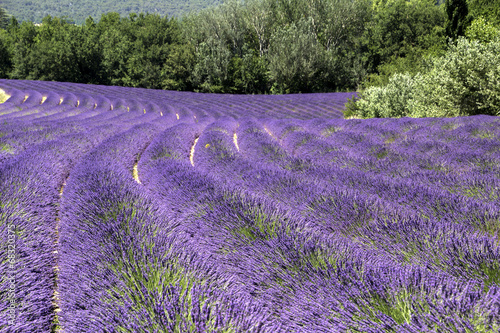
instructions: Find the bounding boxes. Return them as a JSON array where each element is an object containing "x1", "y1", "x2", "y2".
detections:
[
  {"x1": 1, "y1": 0, "x2": 498, "y2": 99},
  {"x1": 1, "y1": 0, "x2": 222, "y2": 25}
]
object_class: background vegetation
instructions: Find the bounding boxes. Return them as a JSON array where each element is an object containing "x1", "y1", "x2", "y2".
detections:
[
  {"x1": 346, "y1": 0, "x2": 500, "y2": 118},
  {"x1": 0, "y1": 0, "x2": 222, "y2": 25},
  {"x1": 0, "y1": 0, "x2": 499, "y2": 117}
]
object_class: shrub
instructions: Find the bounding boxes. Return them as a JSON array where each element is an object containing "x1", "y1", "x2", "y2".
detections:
[{"x1": 346, "y1": 36, "x2": 500, "y2": 118}]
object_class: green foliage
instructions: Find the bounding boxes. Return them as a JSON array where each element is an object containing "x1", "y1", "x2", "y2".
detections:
[
  {"x1": 0, "y1": 6, "x2": 9, "y2": 29},
  {"x1": 362, "y1": 0, "x2": 446, "y2": 83},
  {"x1": 445, "y1": 0, "x2": 471, "y2": 39},
  {"x1": 4, "y1": 12, "x2": 188, "y2": 88},
  {"x1": 347, "y1": 73, "x2": 422, "y2": 118},
  {"x1": 1, "y1": 0, "x2": 221, "y2": 25},
  {"x1": 362, "y1": 50, "x2": 437, "y2": 88},
  {"x1": 417, "y1": 37, "x2": 500, "y2": 116},
  {"x1": 0, "y1": 29, "x2": 13, "y2": 78},
  {"x1": 268, "y1": 18, "x2": 324, "y2": 94},
  {"x1": 99, "y1": 13, "x2": 185, "y2": 89},
  {"x1": 0, "y1": 0, "x2": 456, "y2": 95},
  {"x1": 347, "y1": 37, "x2": 500, "y2": 118},
  {"x1": 467, "y1": 0, "x2": 500, "y2": 27},
  {"x1": 161, "y1": 43, "x2": 195, "y2": 91},
  {"x1": 465, "y1": 16, "x2": 500, "y2": 43},
  {"x1": 183, "y1": 0, "x2": 371, "y2": 93}
]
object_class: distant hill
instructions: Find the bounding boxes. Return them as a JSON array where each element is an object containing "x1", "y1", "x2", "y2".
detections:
[{"x1": 1, "y1": 0, "x2": 222, "y2": 24}]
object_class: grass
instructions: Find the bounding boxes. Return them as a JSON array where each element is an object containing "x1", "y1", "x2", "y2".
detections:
[
  {"x1": 367, "y1": 291, "x2": 413, "y2": 325},
  {"x1": 150, "y1": 147, "x2": 182, "y2": 161},
  {"x1": 320, "y1": 126, "x2": 342, "y2": 137},
  {"x1": 0, "y1": 143, "x2": 14, "y2": 154}
]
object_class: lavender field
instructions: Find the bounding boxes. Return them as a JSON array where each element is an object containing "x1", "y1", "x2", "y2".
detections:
[{"x1": 0, "y1": 79, "x2": 499, "y2": 332}]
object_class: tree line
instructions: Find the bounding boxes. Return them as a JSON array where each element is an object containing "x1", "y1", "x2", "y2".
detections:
[
  {"x1": 0, "y1": 0, "x2": 221, "y2": 25},
  {"x1": 0, "y1": 0, "x2": 499, "y2": 97},
  {"x1": 345, "y1": 0, "x2": 500, "y2": 117}
]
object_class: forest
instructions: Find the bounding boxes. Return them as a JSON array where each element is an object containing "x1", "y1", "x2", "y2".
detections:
[
  {"x1": 0, "y1": 0, "x2": 499, "y2": 116},
  {"x1": 0, "y1": 0, "x2": 222, "y2": 25}
]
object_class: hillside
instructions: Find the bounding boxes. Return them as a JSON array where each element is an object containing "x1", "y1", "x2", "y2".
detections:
[{"x1": 1, "y1": 0, "x2": 221, "y2": 24}]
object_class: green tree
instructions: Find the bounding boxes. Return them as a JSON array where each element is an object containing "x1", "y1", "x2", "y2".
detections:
[
  {"x1": 267, "y1": 18, "x2": 324, "y2": 93},
  {"x1": 98, "y1": 13, "x2": 133, "y2": 85},
  {"x1": 467, "y1": 0, "x2": 500, "y2": 27},
  {"x1": 304, "y1": 0, "x2": 371, "y2": 90},
  {"x1": 97, "y1": 12, "x2": 184, "y2": 89},
  {"x1": 74, "y1": 17, "x2": 105, "y2": 84},
  {"x1": 0, "y1": 29, "x2": 12, "y2": 78},
  {"x1": 242, "y1": 0, "x2": 273, "y2": 57},
  {"x1": 191, "y1": 37, "x2": 232, "y2": 93},
  {"x1": 182, "y1": 1, "x2": 248, "y2": 93},
  {"x1": 0, "y1": 8, "x2": 13, "y2": 78},
  {"x1": 445, "y1": 0, "x2": 471, "y2": 39},
  {"x1": 363, "y1": 0, "x2": 446, "y2": 81},
  {"x1": 0, "y1": 6, "x2": 9, "y2": 29},
  {"x1": 9, "y1": 20, "x2": 39, "y2": 79},
  {"x1": 13, "y1": 16, "x2": 81, "y2": 82},
  {"x1": 161, "y1": 42, "x2": 195, "y2": 91},
  {"x1": 347, "y1": 37, "x2": 500, "y2": 118},
  {"x1": 465, "y1": 16, "x2": 500, "y2": 43}
]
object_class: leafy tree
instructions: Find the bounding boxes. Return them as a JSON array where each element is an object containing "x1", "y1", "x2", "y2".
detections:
[
  {"x1": 347, "y1": 37, "x2": 500, "y2": 118},
  {"x1": 465, "y1": 16, "x2": 500, "y2": 43},
  {"x1": 0, "y1": 29, "x2": 13, "y2": 78},
  {"x1": 161, "y1": 43, "x2": 195, "y2": 91},
  {"x1": 304, "y1": 0, "x2": 371, "y2": 90},
  {"x1": 242, "y1": 0, "x2": 273, "y2": 57},
  {"x1": 182, "y1": 0, "x2": 371, "y2": 93},
  {"x1": 0, "y1": 0, "x2": 461, "y2": 95},
  {"x1": 9, "y1": 21, "x2": 39, "y2": 79},
  {"x1": 21, "y1": 16, "x2": 81, "y2": 82},
  {"x1": 98, "y1": 12, "x2": 184, "y2": 89},
  {"x1": 98, "y1": 13, "x2": 132, "y2": 85},
  {"x1": 363, "y1": 0, "x2": 446, "y2": 78},
  {"x1": 0, "y1": 6, "x2": 9, "y2": 29},
  {"x1": 0, "y1": 7, "x2": 13, "y2": 78},
  {"x1": 74, "y1": 17, "x2": 105, "y2": 84},
  {"x1": 183, "y1": 0, "x2": 250, "y2": 93},
  {"x1": 445, "y1": 0, "x2": 471, "y2": 39},
  {"x1": 232, "y1": 47, "x2": 268, "y2": 93},
  {"x1": 467, "y1": 0, "x2": 500, "y2": 27},
  {"x1": 190, "y1": 37, "x2": 232, "y2": 93},
  {"x1": 267, "y1": 18, "x2": 325, "y2": 93}
]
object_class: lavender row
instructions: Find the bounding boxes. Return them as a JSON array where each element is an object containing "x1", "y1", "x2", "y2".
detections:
[
  {"x1": 256, "y1": 119, "x2": 500, "y2": 236},
  {"x1": 139, "y1": 119, "x2": 500, "y2": 331},
  {"x1": 0, "y1": 80, "x2": 353, "y2": 120},
  {"x1": 1, "y1": 79, "x2": 499, "y2": 331},
  {"x1": 199, "y1": 119, "x2": 500, "y2": 277},
  {"x1": 0, "y1": 94, "x2": 179, "y2": 331},
  {"x1": 58, "y1": 125, "x2": 271, "y2": 331},
  {"x1": 265, "y1": 116, "x2": 500, "y2": 203},
  {"x1": 0, "y1": 126, "x2": 117, "y2": 331}
]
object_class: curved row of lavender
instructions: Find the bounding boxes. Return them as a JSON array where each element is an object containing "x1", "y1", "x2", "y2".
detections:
[{"x1": 0, "y1": 79, "x2": 498, "y2": 332}]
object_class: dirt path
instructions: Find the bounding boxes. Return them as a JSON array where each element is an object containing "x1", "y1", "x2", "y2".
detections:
[
  {"x1": 190, "y1": 137, "x2": 199, "y2": 167},
  {"x1": 233, "y1": 133, "x2": 240, "y2": 152},
  {"x1": 263, "y1": 126, "x2": 279, "y2": 141},
  {"x1": 133, "y1": 162, "x2": 141, "y2": 184},
  {"x1": 53, "y1": 177, "x2": 68, "y2": 332}
]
